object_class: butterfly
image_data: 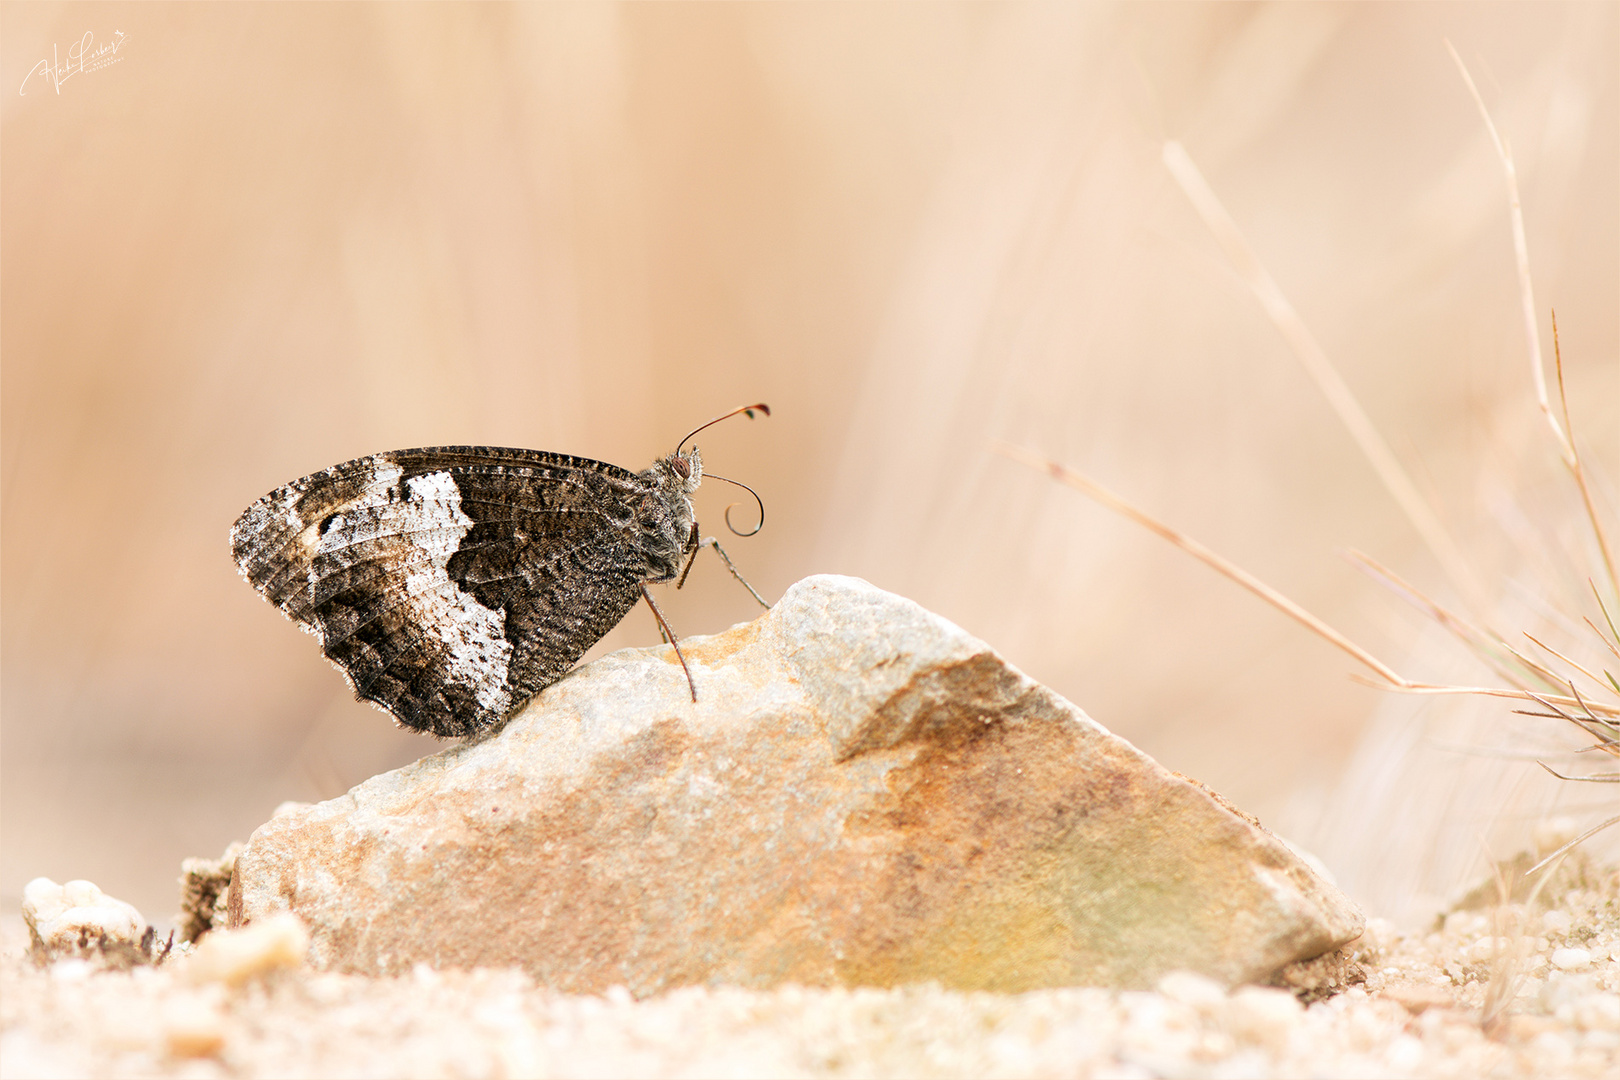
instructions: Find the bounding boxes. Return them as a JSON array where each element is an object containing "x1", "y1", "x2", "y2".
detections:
[{"x1": 230, "y1": 404, "x2": 769, "y2": 738}]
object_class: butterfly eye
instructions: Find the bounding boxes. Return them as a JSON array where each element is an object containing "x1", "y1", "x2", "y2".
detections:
[{"x1": 671, "y1": 457, "x2": 691, "y2": 479}]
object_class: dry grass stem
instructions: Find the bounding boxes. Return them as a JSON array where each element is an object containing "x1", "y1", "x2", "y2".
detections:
[
  {"x1": 1447, "y1": 41, "x2": 1618, "y2": 599},
  {"x1": 1523, "y1": 632, "x2": 1613, "y2": 697},
  {"x1": 1393, "y1": 683, "x2": 1618, "y2": 718},
  {"x1": 1160, "y1": 139, "x2": 1491, "y2": 619},
  {"x1": 1345, "y1": 550, "x2": 1548, "y2": 693},
  {"x1": 1537, "y1": 764, "x2": 1620, "y2": 784},
  {"x1": 1553, "y1": 318, "x2": 1620, "y2": 598},
  {"x1": 993, "y1": 442, "x2": 1410, "y2": 688},
  {"x1": 994, "y1": 443, "x2": 1620, "y2": 728},
  {"x1": 1526, "y1": 815, "x2": 1620, "y2": 877},
  {"x1": 1444, "y1": 41, "x2": 1559, "y2": 457}
]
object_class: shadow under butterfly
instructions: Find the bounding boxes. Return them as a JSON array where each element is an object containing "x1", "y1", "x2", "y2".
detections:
[{"x1": 230, "y1": 404, "x2": 771, "y2": 738}]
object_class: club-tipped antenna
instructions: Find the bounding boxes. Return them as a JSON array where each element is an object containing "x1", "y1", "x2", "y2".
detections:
[
  {"x1": 677, "y1": 402, "x2": 770, "y2": 456},
  {"x1": 706, "y1": 473, "x2": 765, "y2": 537}
]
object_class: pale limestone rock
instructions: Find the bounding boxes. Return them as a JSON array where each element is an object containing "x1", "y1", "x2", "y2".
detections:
[
  {"x1": 184, "y1": 913, "x2": 308, "y2": 986},
  {"x1": 230, "y1": 574, "x2": 1362, "y2": 993},
  {"x1": 161, "y1": 990, "x2": 228, "y2": 1057},
  {"x1": 178, "y1": 841, "x2": 244, "y2": 943},
  {"x1": 22, "y1": 878, "x2": 151, "y2": 965}
]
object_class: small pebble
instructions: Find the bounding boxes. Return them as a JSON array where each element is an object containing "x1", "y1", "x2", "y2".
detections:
[
  {"x1": 1156, "y1": 970, "x2": 1226, "y2": 1011},
  {"x1": 1529, "y1": 1029, "x2": 1575, "y2": 1063},
  {"x1": 163, "y1": 997, "x2": 227, "y2": 1058},
  {"x1": 1553, "y1": 948, "x2": 1593, "y2": 972},
  {"x1": 1385, "y1": 1033, "x2": 1424, "y2": 1071},
  {"x1": 185, "y1": 913, "x2": 309, "y2": 986},
  {"x1": 1222, "y1": 986, "x2": 1300, "y2": 1052},
  {"x1": 22, "y1": 878, "x2": 147, "y2": 960},
  {"x1": 48, "y1": 958, "x2": 92, "y2": 983},
  {"x1": 1574, "y1": 993, "x2": 1620, "y2": 1033},
  {"x1": 1359, "y1": 918, "x2": 1394, "y2": 953}
]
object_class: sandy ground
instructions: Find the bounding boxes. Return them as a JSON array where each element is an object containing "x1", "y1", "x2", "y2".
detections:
[{"x1": 3, "y1": 863, "x2": 1618, "y2": 1079}]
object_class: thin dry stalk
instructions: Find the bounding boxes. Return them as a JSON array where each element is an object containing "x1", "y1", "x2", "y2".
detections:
[
  {"x1": 1160, "y1": 139, "x2": 1491, "y2": 619},
  {"x1": 995, "y1": 442, "x2": 1620, "y2": 722},
  {"x1": 993, "y1": 442, "x2": 1412, "y2": 688},
  {"x1": 1447, "y1": 41, "x2": 1619, "y2": 601},
  {"x1": 1482, "y1": 844, "x2": 1569, "y2": 1030},
  {"x1": 1551, "y1": 318, "x2": 1620, "y2": 600},
  {"x1": 1345, "y1": 551, "x2": 1550, "y2": 694},
  {"x1": 1527, "y1": 816, "x2": 1620, "y2": 878},
  {"x1": 1523, "y1": 632, "x2": 1612, "y2": 698},
  {"x1": 1480, "y1": 862, "x2": 1527, "y2": 1032},
  {"x1": 1444, "y1": 41, "x2": 1555, "y2": 453}
]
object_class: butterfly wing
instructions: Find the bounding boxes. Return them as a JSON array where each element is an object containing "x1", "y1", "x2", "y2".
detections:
[{"x1": 231, "y1": 446, "x2": 656, "y2": 737}]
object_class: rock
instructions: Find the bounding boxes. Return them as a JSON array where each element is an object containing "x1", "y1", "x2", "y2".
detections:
[
  {"x1": 230, "y1": 574, "x2": 1363, "y2": 994},
  {"x1": 162, "y1": 992, "x2": 228, "y2": 1057},
  {"x1": 1221, "y1": 986, "x2": 1303, "y2": 1052},
  {"x1": 1267, "y1": 944, "x2": 1366, "y2": 1002},
  {"x1": 184, "y1": 912, "x2": 309, "y2": 985},
  {"x1": 1157, "y1": 970, "x2": 1228, "y2": 1011},
  {"x1": 22, "y1": 877, "x2": 161, "y2": 968},
  {"x1": 1551, "y1": 947, "x2": 1593, "y2": 971},
  {"x1": 1575, "y1": 993, "x2": 1620, "y2": 1032},
  {"x1": 178, "y1": 841, "x2": 245, "y2": 943},
  {"x1": 1382, "y1": 984, "x2": 1454, "y2": 1014}
]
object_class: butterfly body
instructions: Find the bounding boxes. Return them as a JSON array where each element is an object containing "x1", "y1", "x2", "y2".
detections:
[{"x1": 231, "y1": 444, "x2": 704, "y2": 738}]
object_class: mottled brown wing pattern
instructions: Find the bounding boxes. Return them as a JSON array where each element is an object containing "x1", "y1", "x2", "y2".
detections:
[{"x1": 231, "y1": 445, "x2": 690, "y2": 737}]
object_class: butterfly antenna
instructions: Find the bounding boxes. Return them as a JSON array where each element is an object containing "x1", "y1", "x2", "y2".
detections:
[
  {"x1": 676, "y1": 402, "x2": 770, "y2": 456},
  {"x1": 706, "y1": 473, "x2": 765, "y2": 537}
]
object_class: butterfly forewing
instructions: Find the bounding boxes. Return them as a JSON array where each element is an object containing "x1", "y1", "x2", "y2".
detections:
[{"x1": 231, "y1": 446, "x2": 681, "y2": 737}]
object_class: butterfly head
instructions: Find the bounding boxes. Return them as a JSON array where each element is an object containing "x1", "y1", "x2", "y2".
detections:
[
  {"x1": 660, "y1": 446, "x2": 704, "y2": 496},
  {"x1": 664, "y1": 402, "x2": 770, "y2": 538}
]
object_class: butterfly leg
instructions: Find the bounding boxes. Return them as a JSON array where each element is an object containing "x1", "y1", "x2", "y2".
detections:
[
  {"x1": 675, "y1": 531, "x2": 770, "y2": 609},
  {"x1": 641, "y1": 584, "x2": 698, "y2": 702}
]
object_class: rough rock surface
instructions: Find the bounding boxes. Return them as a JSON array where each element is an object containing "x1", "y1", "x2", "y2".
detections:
[
  {"x1": 230, "y1": 574, "x2": 1361, "y2": 994},
  {"x1": 22, "y1": 878, "x2": 163, "y2": 968},
  {"x1": 178, "y1": 842, "x2": 244, "y2": 944}
]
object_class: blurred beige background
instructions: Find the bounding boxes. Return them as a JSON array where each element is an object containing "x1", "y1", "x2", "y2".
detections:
[{"x1": 3, "y1": 3, "x2": 1615, "y2": 924}]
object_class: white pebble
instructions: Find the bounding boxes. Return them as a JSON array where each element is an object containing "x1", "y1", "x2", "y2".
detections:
[
  {"x1": 185, "y1": 912, "x2": 308, "y2": 985},
  {"x1": 1359, "y1": 918, "x2": 1395, "y2": 953},
  {"x1": 1384, "y1": 1033, "x2": 1424, "y2": 1071},
  {"x1": 1542, "y1": 973, "x2": 1598, "y2": 1013},
  {"x1": 1574, "y1": 993, "x2": 1620, "y2": 1032},
  {"x1": 1530, "y1": 1029, "x2": 1575, "y2": 1063},
  {"x1": 48, "y1": 958, "x2": 92, "y2": 983},
  {"x1": 1443, "y1": 911, "x2": 1484, "y2": 936},
  {"x1": 162, "y1": 995, "x2": 227, "y2": 1057},
  {"x1": 1552, "y1": 948, "x2": 1592, "y2": 971},
  {"x1": 1222, "y1": 986, "x2": 1301, "y2": 1052},
  {"x1": 1542, "y1": 909, "x2": 1574, "y2": 936},
  {"x1": 21, "y1": 877, "x2": 147, "y2": 960},
  {"x1": 1157, "y1": 970, "x2": 1227, "y2": 1012}
]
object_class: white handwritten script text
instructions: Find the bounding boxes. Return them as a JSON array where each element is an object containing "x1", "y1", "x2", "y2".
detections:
[{"x1": 20, "y1": 31, "x2": 128, "y2": 96}]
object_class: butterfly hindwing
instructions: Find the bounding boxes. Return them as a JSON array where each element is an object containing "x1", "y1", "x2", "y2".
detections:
[{"x1": 231, "y1": 445, "x2": 688, "y2": 737}]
